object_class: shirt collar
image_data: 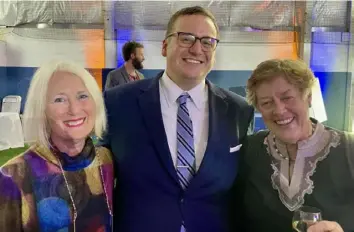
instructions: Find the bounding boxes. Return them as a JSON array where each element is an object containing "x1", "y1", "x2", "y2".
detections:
[{"x1": 160, "y1": 71, "x2": 207, "y2": 110}]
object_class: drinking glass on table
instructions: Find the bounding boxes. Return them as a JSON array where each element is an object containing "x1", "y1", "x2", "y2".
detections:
[{"x1": 292, "y1": 206, "x2": 322, "y2": 232}]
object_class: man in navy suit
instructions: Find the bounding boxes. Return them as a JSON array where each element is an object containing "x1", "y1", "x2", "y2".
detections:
[{"x1": 102, "y1": 6, "x2": 254, "y2": 232}]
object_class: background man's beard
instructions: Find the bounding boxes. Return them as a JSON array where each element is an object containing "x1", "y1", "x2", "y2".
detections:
[{"x1": 132, "y1": 59, "x2": 143, "y2": 70}]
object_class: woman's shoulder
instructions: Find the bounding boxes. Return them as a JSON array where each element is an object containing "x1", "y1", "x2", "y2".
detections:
[
  {"x1": 1, "y1": 146, "x2": 34, "y2": 172},
  {"x1": 0, "y1": 147, "x2": 38, "y2": 194},
  {"x1": 246, "y1": 129, "x2": 270, "y2": 144},
  {"x1": 1, "y1": 144, "x2": 52, "y2": 175},
  {"x1": 240, "y1": 130, "x2": 270, "y2": 162},
  {"x1": 95, "y1": 146, "x2": 113, "y2": 165}
]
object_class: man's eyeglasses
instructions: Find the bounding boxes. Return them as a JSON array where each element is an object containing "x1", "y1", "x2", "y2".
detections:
[{"x1": 165, "y1": 32, "x2": 219, "y2": 52}]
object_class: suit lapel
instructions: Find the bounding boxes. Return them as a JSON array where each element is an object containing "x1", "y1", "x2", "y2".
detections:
[
  {"x1": 137, "y1": 71, "x2": 144, "y2": 80},
  {"x1": 206, "y1": 81, "x2": 241, "y2": 147},
  {"x1": 138, "y1": 73, "x2": 179, "y2": 184},
  {"x1": 188, "y1": 81, "x2": 230, "y2": 190},
  {"x1": 121, "y1": 66, "x2": 131, "y2": 83}
]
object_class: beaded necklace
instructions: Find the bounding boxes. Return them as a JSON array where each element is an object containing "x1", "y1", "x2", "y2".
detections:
[
  {"x1": 272, "y1": 122, "x2": 316, "y2": 161},
  {"x1": 54, "y1": 148, "x2": 113, "y2": 232}
]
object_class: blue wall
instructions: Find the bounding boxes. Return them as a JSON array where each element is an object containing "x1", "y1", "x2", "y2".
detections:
[
  {"x1": 0, "y1": 67, "x2": 36, "y2": 112},
  {"x1": 0, "y1": 67, "x2": 350, "y2": 131},
  {"x1": 313, "y1": 71, "x2": 351, "y2": 130}
]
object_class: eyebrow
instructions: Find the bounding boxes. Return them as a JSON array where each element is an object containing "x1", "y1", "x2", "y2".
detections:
[
  {"x1": 179, "y1": 32, "x2": 217, "y2": 39},
  {"x1": 280, "y1": 89, "x2": 292, "y2": 95},
  {"x1": 258, "y1": 89, "x2": 292, "y2": 100},
  {"x1": 54, "y1": 92, "x2": 66, "y2": 96},
  {"x1": 259, "y1": 96, "x2": 271, "y2": 100},
  {"x1": 54, "y1": 90, "x2": 88, "y2": 96}
]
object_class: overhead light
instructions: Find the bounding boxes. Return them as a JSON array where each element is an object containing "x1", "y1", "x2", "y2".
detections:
[{"x1": 36, "y1": 23, "x2": 50, "y2": 29}]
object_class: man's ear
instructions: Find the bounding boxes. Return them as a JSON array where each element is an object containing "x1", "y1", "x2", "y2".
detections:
[
  {"x1": 130, "y1": 53, "x2": 136, "y2": 60},
  {"x1": 161, "y1": 40, "x2": 168, "y2": 57}
]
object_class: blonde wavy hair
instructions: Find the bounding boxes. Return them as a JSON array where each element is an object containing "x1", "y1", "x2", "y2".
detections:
[{"x1": 22, "y1": 60, "x2": 107, "y2": 147}]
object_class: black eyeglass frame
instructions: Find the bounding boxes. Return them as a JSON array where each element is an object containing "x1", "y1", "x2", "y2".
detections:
[{"x1": 165, "y1": 32, "x2": 220, "y2": 51}]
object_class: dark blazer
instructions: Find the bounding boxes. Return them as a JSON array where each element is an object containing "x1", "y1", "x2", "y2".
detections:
[
  {"x1": 104, "y1": 65, "x2": 144, "y2": 90},
  {"x1": 101, "y1": 72, "x2": 254, "y2": 232}
]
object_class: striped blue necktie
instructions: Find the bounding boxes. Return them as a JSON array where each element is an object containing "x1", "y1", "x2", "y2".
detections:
[
  {"x1": 176, "y1": 93, "x2": 196, "y2": 232},
  {"x1": 176, "y1": 93, "x2": 196, "y2": 189}
]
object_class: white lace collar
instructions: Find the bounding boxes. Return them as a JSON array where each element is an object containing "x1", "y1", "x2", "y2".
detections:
[{"x1": 264, "y1": 123, "x2": 341, "y2": 211}]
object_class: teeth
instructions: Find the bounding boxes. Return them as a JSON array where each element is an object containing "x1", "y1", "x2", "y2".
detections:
[
  {"x1": 66, "y1": 119, "x2": 84, "y2": 126},
  {"x1": 276, "y1": 118, "x2": 293, "y2": 125},
  {"x1": 185, "y1": 59, "x2": 201, "y2": 64}
]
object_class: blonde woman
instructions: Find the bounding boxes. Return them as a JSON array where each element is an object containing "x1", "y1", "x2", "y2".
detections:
[
  {"x1": 232, "y1": 59, "x2": 353, "y2": 232},
  {"x1": 0, "y1": 61, "x2": 113, "y2": 231}
]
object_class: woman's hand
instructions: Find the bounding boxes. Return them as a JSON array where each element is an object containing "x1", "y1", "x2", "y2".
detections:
[{"x1": 307, "y1": 221, "x2": 344, "y2": 232}]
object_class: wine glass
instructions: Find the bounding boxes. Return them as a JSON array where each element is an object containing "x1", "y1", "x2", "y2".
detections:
[{"x1": 292, "y1": 206, "x2": 322, "y2": 232}]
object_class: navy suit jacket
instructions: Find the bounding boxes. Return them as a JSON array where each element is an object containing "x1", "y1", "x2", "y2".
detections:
[{"x1": 101, "y1": 72, "x2": 254, "y2": 232}]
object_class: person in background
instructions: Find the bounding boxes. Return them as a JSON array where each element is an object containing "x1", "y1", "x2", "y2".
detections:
[
  {"x1": 0, "y1": 61, "x2": 114, "y2": 232},
  {"x1": 232, "y1": 59, "x2": 353, "y2": 232},
  {"x1": 101, "y1": 5, "x2": 254, "y2": 232},
  {"x1": 105, "y1": 41, "x2": 145, "y2": 89}
]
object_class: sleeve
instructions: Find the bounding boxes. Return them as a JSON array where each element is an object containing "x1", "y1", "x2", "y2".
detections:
[
  {"x1": 105, "y1": 71, "x2": 117, "y2": 90},
  {"x1": 344, "y1": 132, "x2": 354, "y2": 181},
  {"x1": 228, "y1": 131, "x2": 267, "y2": 232},
  {"x1": 240, "y1": 105, "x2": 255, "y2": 143},
  {"x1": 104, "y1": 71, "x2": 113, "y2": 90},
  {"x1": 247, "y1": 109, "x2": 255, "y2": 136},
  {"x1": 0, "y1": 164, "x2": 24, "y2": 231},
  {"x1": 228, "y1": 135, "x2": 250, "y2": 232}
]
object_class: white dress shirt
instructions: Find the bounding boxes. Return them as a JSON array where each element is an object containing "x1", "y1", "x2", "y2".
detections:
[{"x1": 159, "y1": 72, "x2": 209, "y2": 171}]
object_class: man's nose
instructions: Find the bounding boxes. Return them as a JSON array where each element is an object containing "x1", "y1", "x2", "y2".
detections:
[{"x1": 189, "y1": 39, "x2": 203, "y2": 55}]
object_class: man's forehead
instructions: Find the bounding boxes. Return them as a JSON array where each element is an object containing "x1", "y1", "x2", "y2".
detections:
[{"x1": 173, "y1": 15, "x2": 217, "y2": 36}]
